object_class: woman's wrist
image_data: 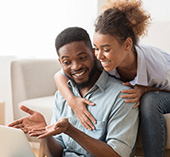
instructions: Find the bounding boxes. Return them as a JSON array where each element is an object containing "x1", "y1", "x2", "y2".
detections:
[{"x1": 66, "y1": 95, "x2": 76, "y2": 107}]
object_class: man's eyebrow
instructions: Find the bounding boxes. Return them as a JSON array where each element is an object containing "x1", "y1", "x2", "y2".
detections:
[
  {"x1": 77, "y1": 52, "x2": 87, "y2": 56},
  {"x1": 61, "y1": 56, "x2": 69, "y2": 60}
]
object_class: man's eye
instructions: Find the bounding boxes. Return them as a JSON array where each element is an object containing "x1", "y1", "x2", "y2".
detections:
[
  {"x1": 63, "y1": 60, "x2": 70, "y2": 65},
  {"x1": 80, "y1": 56, "x2": 87, "y2": 60}
]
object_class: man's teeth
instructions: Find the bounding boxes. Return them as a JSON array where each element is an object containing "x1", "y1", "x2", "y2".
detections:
[{"x1": 74, "y1": 71, "x2": 85, "y2": 76}]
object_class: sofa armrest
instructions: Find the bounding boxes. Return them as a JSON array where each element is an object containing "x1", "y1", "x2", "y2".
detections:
[{"x1": 11, "y1": 58, "x2": 60, "y2": 120}]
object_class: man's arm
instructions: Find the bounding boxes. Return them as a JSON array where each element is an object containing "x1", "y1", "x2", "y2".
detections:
[
  {"x1": 29, "y1": 118, "x2": 120, "y2": 157},
  {"x1": 41, "y1": 136, "x2": 63, "y2": 157},
  {"x1": 65, "y1": 123, "x2": 120, "y2": 157}
]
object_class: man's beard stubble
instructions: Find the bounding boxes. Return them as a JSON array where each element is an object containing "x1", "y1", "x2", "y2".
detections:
[{"x1": 66, "y1": 62, "x2": 97, "y2": 89}]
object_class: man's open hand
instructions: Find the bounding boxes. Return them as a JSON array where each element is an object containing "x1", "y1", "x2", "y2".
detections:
[
  {"x1": 28, "y1": 118, "x2": 69, "y2": 139},
  {"x1": 8, "y1": 105, "x2": 46, "y2": 133}
]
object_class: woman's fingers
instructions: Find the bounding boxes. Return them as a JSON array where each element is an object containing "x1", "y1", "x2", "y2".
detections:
[
  {"x1": 132, "y1": 101, "x2": 140, "y2": 109},
  {"x1": 83, "y1": 99, "x2": 95, "y2": 106}
]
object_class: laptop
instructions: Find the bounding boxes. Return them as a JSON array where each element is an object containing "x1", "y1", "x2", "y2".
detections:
[{"x1": 0, "y1": 125, "x2": 35, "y2": 157}]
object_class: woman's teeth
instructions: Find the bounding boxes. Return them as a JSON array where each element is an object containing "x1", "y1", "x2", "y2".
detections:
[{"x1": 101, "y1": 60, "x2": 110, "y2": 66}]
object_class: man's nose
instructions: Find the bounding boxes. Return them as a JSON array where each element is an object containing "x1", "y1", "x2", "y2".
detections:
[{"x1": 71, "y1": 61, "x2": 81, "y2": 70}]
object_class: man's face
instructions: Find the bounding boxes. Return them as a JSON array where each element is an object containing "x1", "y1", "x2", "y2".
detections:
[{"x1": 58, "y1": 41, "x2": 96, "y2": 88}]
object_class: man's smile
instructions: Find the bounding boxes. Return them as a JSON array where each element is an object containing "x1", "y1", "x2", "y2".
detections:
[{"x1": 71, "y1": 69, "x2": 87, "y2": 79}]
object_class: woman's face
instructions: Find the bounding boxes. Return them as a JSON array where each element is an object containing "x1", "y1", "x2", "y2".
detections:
[{"x1": 93, "y1": 32, "x2": 130, "y2": 72}]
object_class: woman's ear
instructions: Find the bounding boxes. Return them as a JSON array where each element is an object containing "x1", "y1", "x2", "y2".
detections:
[{"x1": 124, "y1": 37, "x2": 133, "y2": 51}]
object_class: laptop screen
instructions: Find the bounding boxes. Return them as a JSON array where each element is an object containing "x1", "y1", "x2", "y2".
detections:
[{"x1": 0, "y1": 125, "x2": 35, "y2": 157}]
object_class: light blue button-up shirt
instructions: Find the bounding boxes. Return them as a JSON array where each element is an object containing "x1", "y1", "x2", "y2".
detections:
[
  {"x1": 108, "y1": 43, "x2": 170, "y2": 90},
  {"x1": 51, "y1": 70, "x2": 139, "y2": 157}
]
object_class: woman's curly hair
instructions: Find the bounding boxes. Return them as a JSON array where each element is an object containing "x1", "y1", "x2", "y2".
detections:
[{"x1": 95, "y1": 0, "x2": 151, "y2": 46}]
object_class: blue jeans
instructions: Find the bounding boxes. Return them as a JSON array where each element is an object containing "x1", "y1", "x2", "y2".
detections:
[{"x1": 140, "y1": 91, "x2": 170, "y2": 157}]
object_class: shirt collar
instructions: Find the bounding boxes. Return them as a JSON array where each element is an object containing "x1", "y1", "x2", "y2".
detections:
[{"x1": 132, "y1": 44, "x2": 148, "y2": 86}]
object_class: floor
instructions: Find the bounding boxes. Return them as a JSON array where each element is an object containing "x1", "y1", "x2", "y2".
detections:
[
  {"x1": 33, "y1": 149, "x2": 39, "y2": 157},
  {"x1": 29, "y1": 142, "x2": 40, "y2": 157}
]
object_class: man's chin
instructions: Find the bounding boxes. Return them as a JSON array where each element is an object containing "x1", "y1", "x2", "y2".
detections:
[{"x1": 75, "y1": 81, "x2": 90, "y2": 89}]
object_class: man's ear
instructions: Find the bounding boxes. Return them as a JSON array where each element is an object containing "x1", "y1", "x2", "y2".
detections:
[
  {"x1": 92, "y1": 48, "x2": 97, "y2": 58},
  {"x1": 58, "y1": 58, "x2": 61, "y2": 64},
  {"x1": 124, "y1": 37, "x2": 133, "y2": 51}
]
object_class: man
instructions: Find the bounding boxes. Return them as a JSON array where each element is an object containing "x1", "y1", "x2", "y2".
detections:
[{"x1": 9, "y1": 27, "x2": 139, "y2": 157}]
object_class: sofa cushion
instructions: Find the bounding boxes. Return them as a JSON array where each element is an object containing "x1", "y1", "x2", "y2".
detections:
[
  {"x1": 18, "y1": 95, "x2": 55, "y2": 125},
  {"x1": 165, "y1": 114, "x2": 170, "y2": 148}
]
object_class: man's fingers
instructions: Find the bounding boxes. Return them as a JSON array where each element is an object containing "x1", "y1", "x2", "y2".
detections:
[
  {"x1": 38, "y1": 132, "x2": 50, "y2": 139},
  {"x1": 20, "y1": 105, "x2": 34, "y2": 115},
  {"x1": 31, "y1": 127, "x2": 46, "y2": 131},
  {"x1": 29, "y1": 131, "x2": 46, "y2": 137},
  {"x1": 8, "y1": 119, "x2": 23, "y2": 127},
  {"x1": 12, "y1": 123, "x2": 24, "y2": 129}
]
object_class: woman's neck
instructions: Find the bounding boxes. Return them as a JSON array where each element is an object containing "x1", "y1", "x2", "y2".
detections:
[{"x1": 117, "y1": 50, "x2": 137, "y2": 82}]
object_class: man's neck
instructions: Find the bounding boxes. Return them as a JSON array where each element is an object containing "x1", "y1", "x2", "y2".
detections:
[{"x1": 79, "y1": 69, "x2": 101, "y2": 97}]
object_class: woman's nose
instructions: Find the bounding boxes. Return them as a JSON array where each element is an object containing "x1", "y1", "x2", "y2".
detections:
[{"x1": 96, "y1": 50, "x2": 104, "y2": 60}]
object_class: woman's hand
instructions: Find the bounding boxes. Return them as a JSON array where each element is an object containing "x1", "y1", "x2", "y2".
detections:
[
  {"x1": 29, "y1": 118, "x2": 69, "y2": 139},
  {"x1": 121, "y1": 82, "x2": 147, "y2": 108},
  {"x1": 68, "y1": 97, "x2": 96, "y2": 131}
]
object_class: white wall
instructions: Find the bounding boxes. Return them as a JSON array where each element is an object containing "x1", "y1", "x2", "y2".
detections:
[
  {"x1": 140, "y1": 0, "x2": 170, "y2": 53},
  {"x1": 0, "y1": 56, "x2": 17, "y2": 124},
  {"x1": 0, "y1": 0, "x2": 98, "y2": 58},
  {"x1": 0, "y1": 0, "x2": 98, "y2": 124},
  {"x1": 1, "y1": 0, "x2": 170, "y2": 124},
  {"x1": 97, "y1": 0, "x2": 170, "y2": 53}
]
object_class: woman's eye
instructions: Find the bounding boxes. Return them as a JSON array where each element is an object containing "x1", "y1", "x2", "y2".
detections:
[
  {"x1": 104, "y1": 49, "x2": 110, "y2": 52},
  {"x1": 94, "y1": 47, "x2": 99, "y2": 51}
]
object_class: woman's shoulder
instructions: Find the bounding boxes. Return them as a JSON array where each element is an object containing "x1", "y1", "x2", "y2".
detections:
[{"x1": 136, "y1": 43, "x2": 170, "y2": 63}]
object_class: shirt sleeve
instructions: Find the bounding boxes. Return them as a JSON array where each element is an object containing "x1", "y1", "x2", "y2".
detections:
[
  {"x1": 50, "y1": 92, "x2": 65, "y2": 148},
  {"x1": 106, "y1": 93, "x2": 139, "y2": 157}
]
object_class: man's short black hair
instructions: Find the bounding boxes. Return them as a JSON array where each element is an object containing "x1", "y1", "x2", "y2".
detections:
[{"x1": 55, "y1": 27, "x2": 93, "y2": 55}]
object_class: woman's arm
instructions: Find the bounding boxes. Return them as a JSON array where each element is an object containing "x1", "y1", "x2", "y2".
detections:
[
  {"x1": 54, "y1": 71, "x2": 96, "y2": 130},
  {"x1": 54, "y1": 71, "x2": 74, "y2": 103}
]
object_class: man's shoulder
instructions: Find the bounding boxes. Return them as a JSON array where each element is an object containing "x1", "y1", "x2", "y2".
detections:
[
  {"x1": 108, "y1": 75, "x2": 131, "y2": 90},
  {"x1": 100, "y1": 70, "x2": 132, "y2": 92}
]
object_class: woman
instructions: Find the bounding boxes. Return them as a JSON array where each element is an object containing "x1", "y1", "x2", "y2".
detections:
[{"x1": 55, "y1": 0, "x2": 170, "y2": 156}]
